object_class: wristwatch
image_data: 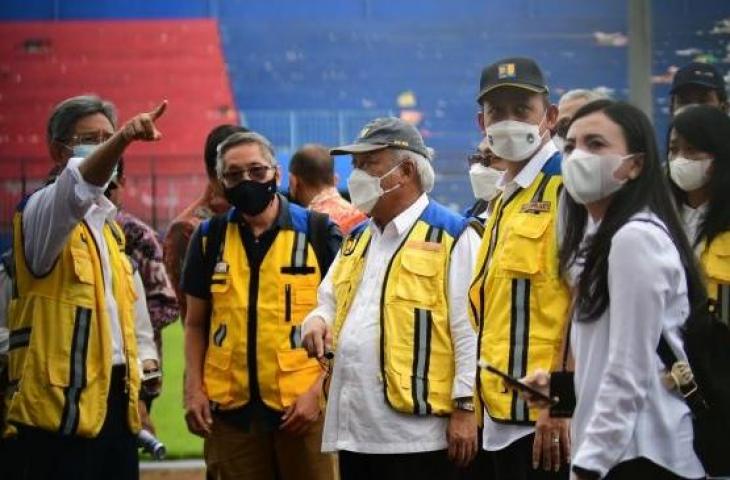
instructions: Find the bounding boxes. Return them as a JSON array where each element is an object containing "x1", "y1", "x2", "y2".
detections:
[{"x1": 453, "y1": 397, "x2": 475, "y2": 412}]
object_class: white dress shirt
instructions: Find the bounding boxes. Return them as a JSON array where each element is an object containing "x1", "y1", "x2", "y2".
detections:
[
  {"x1": 302, "y1": 194, "x2": 480, "y2": 454},
  {"x1": 483, "y1": 140, "x2": 559, "y2": 451},
  {"x1": 23, "y1": 158, "x2": 125, "y2": 364},
  {"x1": 569, "y1": 212, "x2": 705, "y2": 478},
  {"x1": 680, "y1": 202, "x2": 708, "y2": 255}
]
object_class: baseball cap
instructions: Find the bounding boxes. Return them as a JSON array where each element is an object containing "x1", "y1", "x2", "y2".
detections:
[
  {"x1": 477, "y1": 57, "x2": 549, "y2": 103},
  {"x1": 330, "y1": 117, "x2": 430, "y2": 159},
  {"x1": 670, "y1": 62, "x2": 725, "y2": 94}
]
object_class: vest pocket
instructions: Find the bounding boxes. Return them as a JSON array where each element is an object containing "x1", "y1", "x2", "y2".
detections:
[
  {"x1": 395, "y1": 249, "x2": 441, "y2": 305},
  {"x1": 281, "y1": 285, "x2": 317, "y2": 325},
  {"x1": 499, "y1": 214, "x2": 551, "y2": 276},
  {"x1": 204, "y1": 346, "x2": 233, "y2": 404},
  {"x1": 276, "y1": 349, "x2": 322, "y2": 407},
  {"x1": 70, "y1": 248, "x2": 94, "y2": 285}
]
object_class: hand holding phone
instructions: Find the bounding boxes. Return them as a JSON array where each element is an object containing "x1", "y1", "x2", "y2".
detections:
[{"x1": 478, "y1": 360, "x2": 558, "y2": 406}]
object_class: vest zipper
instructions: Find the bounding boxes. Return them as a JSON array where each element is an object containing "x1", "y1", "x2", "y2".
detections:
[{"x1": 248, "y1": 264, "x2": 261, "y2": 402}]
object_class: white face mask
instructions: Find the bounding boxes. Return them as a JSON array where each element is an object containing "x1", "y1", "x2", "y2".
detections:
[
  {"x1": 469, "y1": 163, "x2": 502, "y2": 201},
  {"x1": 347, "y1": 162, "x2": 402, "y2": 214},
  {"x1": 485, "y1": 116, "x2": 546, "y2": 162},
  {"x1": 562, "y1": 149, "x2": 632, "y2": 205},
  {"x1": 669, "y1": 156, "x2": 712, "y2": 192}
]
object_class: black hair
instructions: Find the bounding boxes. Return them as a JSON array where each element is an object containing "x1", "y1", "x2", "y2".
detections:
[
  {"x1": 559, "y1": 100, "x2": 705, "y2": 322},
  {"x1": 46, "y1": 95, "x2": 116, "y2": 144},
  {"x1": 289, "y1": 144, "x2": 335, "y2": 187},
  {"x1": 669, "y1": 104, "x2": 730, "y2": 247},
  {"x1": 203, "y1": 124, "x2": 249, "y2": 178}
]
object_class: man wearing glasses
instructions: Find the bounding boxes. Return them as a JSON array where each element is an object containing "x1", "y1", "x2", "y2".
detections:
[
  {"x1": 181, "y1": 131, "x2": 340, "y2": 480},
  {"x1": 7, "y1": 94, "x2": 166, "y2": 479}
]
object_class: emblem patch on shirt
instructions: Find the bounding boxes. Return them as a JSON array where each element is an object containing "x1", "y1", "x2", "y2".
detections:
[{"x1": 520, "y1": 201, "x2": 551, "y2": 213}]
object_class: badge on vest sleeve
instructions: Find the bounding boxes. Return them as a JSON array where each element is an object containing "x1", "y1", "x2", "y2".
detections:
[
  {"x1": 342, "y1": 236, "x2": 358, "y2": 256},
  {"x1": 520, "y1": 201, "x2": 551, "y2": 213},
  {"x1": 214, "y1": 261, "x2": 229, "y2": 274},
  {"x1": 405, "y1": 240, "x2": 441, "y2": 252}
]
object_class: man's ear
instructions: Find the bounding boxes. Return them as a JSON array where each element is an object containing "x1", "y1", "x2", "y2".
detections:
[
  {"x1": 544, "y1": 104, "x2": 559, "y2": 132},
  {"x1": 49, "y1": 140, "x2": 68, "y2": 166},
  {"x1": 477, "y1": 110, "x2": 486, "y2": 133}
]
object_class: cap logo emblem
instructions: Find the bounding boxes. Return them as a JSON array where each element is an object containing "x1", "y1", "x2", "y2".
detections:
[
  {"x1": 392, "y1": 140, "x2": 408, "y2": 147},
  {"x1": 498, "y1": 63, "x2": 516, "y2": 79}
]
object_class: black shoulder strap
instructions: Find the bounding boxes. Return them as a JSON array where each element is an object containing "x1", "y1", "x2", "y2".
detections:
[
  {"x1": 202, "y1": 214, "x2": 229, "y2": 280},
  {"x1": 308, "y1": 210, "x2": 333, "y2": 275},
  {"x1": 467, "y1": 217, "x2": 485, "y2": 237}
]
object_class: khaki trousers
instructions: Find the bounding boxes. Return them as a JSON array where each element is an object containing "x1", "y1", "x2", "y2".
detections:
[{"x1": 204, "y1": 415, "x2": 337, "y2": 480}]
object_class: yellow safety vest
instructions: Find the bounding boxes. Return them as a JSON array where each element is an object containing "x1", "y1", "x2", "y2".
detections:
[
  {"x1": 7, "y1": 211, "x2": 141, "y2": 438},
  {"x1": 332, "y1": 200, "x2": 467, "y2": 416},
  {"x1": 202, "y1": 203, "x2": 323, "y2": 412},
  {"x1": 700, "y1": 230, "x2": 730, "y2": 323},
  {"x1": 469, "y1": 161, "x2": 570, "y2": 425}
]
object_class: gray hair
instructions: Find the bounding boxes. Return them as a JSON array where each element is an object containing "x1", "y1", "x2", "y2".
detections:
[
  {"x1": 215, "y1": 131, "x2": 277, "y2": 179},
  {"x1": 558, "y1": 89, "x2": 609, "y2": 107},
  {"x1": 46, "y1": 95, "x2": 117, "y2": 143},
  {"x1": 393, "y1": 149, "x2": 435, "y2": 193}
]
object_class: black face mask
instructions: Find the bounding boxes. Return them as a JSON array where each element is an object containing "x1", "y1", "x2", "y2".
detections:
[{"x1": 224, "y1": 178, "x2": 277, "y2": 216}]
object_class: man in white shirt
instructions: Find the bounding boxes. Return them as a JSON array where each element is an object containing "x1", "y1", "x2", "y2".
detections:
[
  {"x1": 7, "y1": 94, "x2": 166, "y2": 480},
  {"x1": 302, "y1": 117, "x2": 480, "y2": 480}
]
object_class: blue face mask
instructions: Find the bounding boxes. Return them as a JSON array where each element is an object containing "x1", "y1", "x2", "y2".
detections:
[{"x1": 71, "y1": 143, "x2": 99, "y2": 159}]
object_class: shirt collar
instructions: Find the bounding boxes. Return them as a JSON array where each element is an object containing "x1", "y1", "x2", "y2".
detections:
[
  {"x1": 498, "y1": 140, "x2": 559, "y2": 190},
  {"x1": 371, "y1": 193, "x2": 429, "y2": 237}
]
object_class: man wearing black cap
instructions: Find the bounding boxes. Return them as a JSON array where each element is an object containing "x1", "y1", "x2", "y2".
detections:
[
  {"x1": 670, "y1": 61, "x2": 728, "y2": 115},
  {"x1": 301, "y1": 117, "x2": 481, "y2": 479},
  {"x1": 468, "y1": 57, "x2": 571, "y2": 480}
]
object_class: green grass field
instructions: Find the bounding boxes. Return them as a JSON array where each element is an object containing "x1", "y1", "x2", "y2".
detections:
[{"x1": 146, "y1": 321, "x2": 203, "y2": 459}]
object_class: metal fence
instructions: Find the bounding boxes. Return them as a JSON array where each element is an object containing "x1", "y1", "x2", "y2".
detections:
[{"x1": 241, "y1": 109, "x2": 393, "y2": 154}]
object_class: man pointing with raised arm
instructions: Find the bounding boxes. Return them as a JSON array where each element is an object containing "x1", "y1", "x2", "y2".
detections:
[{"x1": 7, "y1": 96, "x2": 167, "y2": 480}]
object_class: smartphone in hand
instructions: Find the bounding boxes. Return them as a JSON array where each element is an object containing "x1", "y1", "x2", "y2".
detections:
[{"x1": 478, "y1": 360, "x2": 558, "y2": 406}]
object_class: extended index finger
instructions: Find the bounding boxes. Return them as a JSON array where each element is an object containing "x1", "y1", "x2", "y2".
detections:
[{"x1": 149, "y1": 100, "x2": 168, "y2": 120}]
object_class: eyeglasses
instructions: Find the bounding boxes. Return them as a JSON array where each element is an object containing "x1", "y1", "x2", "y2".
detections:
[
  {"x1": 221, "y1": 165, "x2": 275, "y2": 185},
  {"x1": 65, "y1": 131, "x2": 114, "y2": 146}
]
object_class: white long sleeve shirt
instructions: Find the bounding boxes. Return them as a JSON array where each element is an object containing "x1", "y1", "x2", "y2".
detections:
[
  {"x1": 302, "y1": 194, "x2": 480, "y2": 454},
  {"x1": 569, "y1": 212, "x2": 705, "y2": 479},
  {"x1": 23, "y1": 158, "x2": 124, "y2": 365}
]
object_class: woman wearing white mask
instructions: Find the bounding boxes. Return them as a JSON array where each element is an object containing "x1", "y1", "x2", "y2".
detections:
[
  {"x1": 668, "y1": 104, "x2": 730, "y2": 324},
  {"x1": 558, "y1": 100, "x2": 705, "y2": 479}
]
